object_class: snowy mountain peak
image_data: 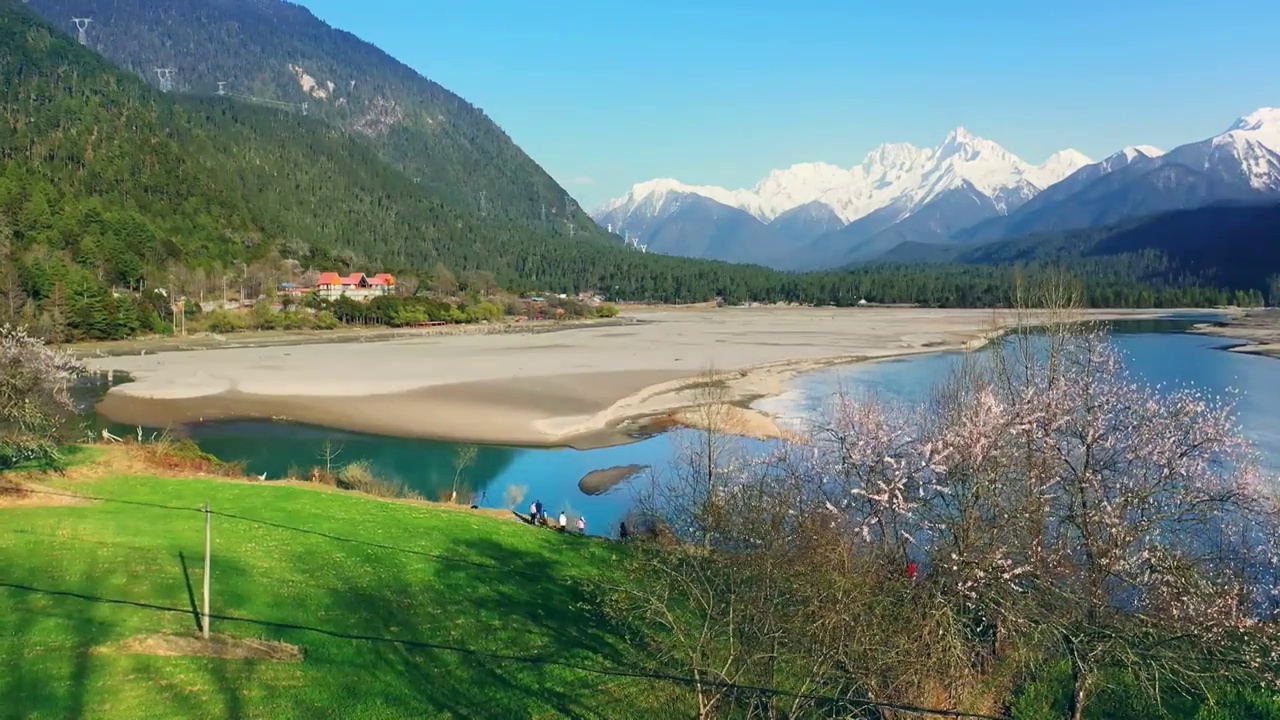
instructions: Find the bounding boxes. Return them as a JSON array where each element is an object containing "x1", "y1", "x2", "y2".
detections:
[
  {"x1": 1227, "y1": 107, "x2": 1280, "y2": 134},
  {"x1": 1219, "y1": 107, "x2": 1280, "y2": 154},
  {"x1": 1122, "y1": 145, "x2": 1165, "y2": 161},
  {"x1": 597, "y1": 126, "x2": 1094, "y2": 229}
]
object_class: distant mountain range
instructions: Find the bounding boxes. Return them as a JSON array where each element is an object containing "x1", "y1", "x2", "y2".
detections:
[
  {"x1": 884, "y1": 202, "x2": 1280, "y2": 298},
  {"x1": 595, "y1": 109, "x2": 1280, "y2": 269}
]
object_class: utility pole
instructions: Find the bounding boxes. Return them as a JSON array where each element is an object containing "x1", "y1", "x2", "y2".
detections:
[
  {"x1": 202, "y1": 502, "x2": 212, "y2": 639},
  {"x1": 240, "y1": 262, "x2": 248, "y2": 305},
  {"x1": 154, "y1": 68, "x2": 176, "y2": 93},
  {"x1": 71, "y1": 18, "x2": 91, "y2": 46}
]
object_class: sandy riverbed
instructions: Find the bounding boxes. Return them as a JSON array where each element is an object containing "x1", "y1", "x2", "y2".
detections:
[
  {"x1": 87, "y1": 307, "x2": 1169, "y2": 448},
  {"x1": 1193, "y1": 309, "x2": 1280, "y2": 359}
]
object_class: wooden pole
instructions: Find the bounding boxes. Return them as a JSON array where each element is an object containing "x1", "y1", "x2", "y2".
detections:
[{"x1": 203, "y1": 501, "x2": 211, "y2": 639}]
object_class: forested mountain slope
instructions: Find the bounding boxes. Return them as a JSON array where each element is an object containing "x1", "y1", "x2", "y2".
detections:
[
  {"x1": 24, "y1": 0, "x2": 602, "y2": 235},
  {"x1": 882, "y1": 203, "x2": 1280, "y2": 303},
  {"x1": 0, "y1": 3, "x2": 1261, "y2": 344}
]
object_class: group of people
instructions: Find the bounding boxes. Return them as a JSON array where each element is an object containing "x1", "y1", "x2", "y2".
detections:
[{"x1": 528, "y1": 499, "x2": 586, "y2": 534}]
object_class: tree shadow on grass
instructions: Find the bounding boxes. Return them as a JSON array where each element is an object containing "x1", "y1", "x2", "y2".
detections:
[
  {"x1": 1, "y1": 564, "x2": 110, "y2": 720},
  {"x1": 2, "y1": 566, "x2": 670, "y2": 717},
  {"x1": 309, "y1": 535, "x2": 648, "y2": 718}
]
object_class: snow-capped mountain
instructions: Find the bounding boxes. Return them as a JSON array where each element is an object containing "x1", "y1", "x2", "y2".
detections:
[
  {"x1": 598, "y1": 128, "x2": 1090, "y2": 232},
  {"x1": 595, "y1": 127, "x2": 1091, "y2": 265},
  {"x1": 596, "y1": 107, "x2": 1280, "y2": 268},
  {"x1": 955, "y1": 108, "x2": 1280, "y2": 247},
  {"x1": 1165, "y1": 107, "x2": 1280, "y2": 191}
]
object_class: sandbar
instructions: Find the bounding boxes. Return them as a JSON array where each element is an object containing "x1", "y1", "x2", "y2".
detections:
[
  {"x1": 1193, "y1": 309, "x2": 1280, "y2": 360},
  {"x1": 86, "y1": 307, "x2": 1171, "y2": 447}
]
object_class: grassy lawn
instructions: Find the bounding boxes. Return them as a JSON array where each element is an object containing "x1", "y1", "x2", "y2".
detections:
[{"x1": 0, "y1": 453, "x2": 676, "y2": 719}]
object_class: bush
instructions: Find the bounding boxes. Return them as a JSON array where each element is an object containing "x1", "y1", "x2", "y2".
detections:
[
  {"x1": 336, "y1": 460, "x2": 419, "y2": 499},
  {"x1": 141, "y1": 434, "x2": 243, "y2": 476},
  {"x1": 250, "y1": 303, "x2": 279, "y2": 330},
  {"x1": 593, "y1": 303, "x2": 620, "y2": 318},
  {"x1": 313, "y1": 311, "x2": 339, "y2": 330},
  {"x1": 201, "y1": 309, "x2": 246, "y2": 334}
]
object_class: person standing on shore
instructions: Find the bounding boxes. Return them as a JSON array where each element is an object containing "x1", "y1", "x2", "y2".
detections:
[
  {"x1": 576, "y1": 516, "x2": 586, "y2": 534},
  {"x1": 558, "y1": 511, "x2": 567, "y2": 531},
  {"x1": 529, "y1": 500, "x2": 538, "y2": 524},
  {"x1": 534, "y1": 499, "x2": 544, "y2": 524}
]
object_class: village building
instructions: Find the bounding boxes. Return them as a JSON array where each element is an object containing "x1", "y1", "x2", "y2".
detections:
[{"x1": 314, "y1": 272, "x2": 397, "y2": 301}]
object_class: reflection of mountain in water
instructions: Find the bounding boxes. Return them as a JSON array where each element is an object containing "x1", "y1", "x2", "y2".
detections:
[{"x1": 187, "y1": 422, "x2": 518, "y2": 501}]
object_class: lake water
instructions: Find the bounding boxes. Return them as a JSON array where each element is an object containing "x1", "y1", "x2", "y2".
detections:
[{"x1": 82, "y1": 316, "x2": 1280, "y2": 536}]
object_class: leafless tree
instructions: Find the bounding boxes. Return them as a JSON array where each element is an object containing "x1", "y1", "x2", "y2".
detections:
[
  {"x1": 429, "y1": 262, "x2": 458, "y2": 296},
  {"x1": 317, "y1": 439, "x2": 343, "y2": 476},
  {"x1": 449, "y1": 444, "x2": 478, "y2": 504}
]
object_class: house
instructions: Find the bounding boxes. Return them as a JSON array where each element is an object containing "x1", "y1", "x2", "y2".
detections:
[{"x1": 315, "y1": 272, "x2": 397, "y2": 301}]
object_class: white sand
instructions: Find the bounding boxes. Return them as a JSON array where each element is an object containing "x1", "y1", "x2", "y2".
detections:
[{"x1": 87, "y1": 307, "x2": 1165, "y2": 446}]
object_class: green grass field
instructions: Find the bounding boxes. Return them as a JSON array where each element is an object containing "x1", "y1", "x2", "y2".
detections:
[{"x1": 0, "y1": 454, "x2": 676, "y2": 719}]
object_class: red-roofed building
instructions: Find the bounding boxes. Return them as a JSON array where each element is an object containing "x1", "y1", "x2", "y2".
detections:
[{"x1": 314, "y1": 271, "x2": 396, "y2": 301}]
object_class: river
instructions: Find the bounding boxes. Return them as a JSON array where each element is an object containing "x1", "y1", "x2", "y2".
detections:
[{"x1": 80, "y1": 316, "x2": 1280, "y2": 536}]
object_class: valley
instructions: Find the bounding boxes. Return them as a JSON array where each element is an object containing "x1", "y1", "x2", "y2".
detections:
[{"x1": 4, "y1": 0, "x2": 1280, "y2": 717}]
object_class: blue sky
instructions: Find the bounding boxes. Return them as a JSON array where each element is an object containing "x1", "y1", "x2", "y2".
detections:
[{"x1": 301, "y1": 0, "x2": 1280, "y2": 209}]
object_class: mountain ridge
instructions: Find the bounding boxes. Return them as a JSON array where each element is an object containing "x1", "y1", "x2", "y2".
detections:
[
  {"x1": 24, "y1": 0, "x2": 604, "y2": 236},
  {"x1": 595, "y1": 127, "x2": 1091, "y2": 266}
]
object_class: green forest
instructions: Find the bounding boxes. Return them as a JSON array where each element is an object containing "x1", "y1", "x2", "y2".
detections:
[{"x1": 0, "y1": 3, "x2": 1267, "y2": 343}]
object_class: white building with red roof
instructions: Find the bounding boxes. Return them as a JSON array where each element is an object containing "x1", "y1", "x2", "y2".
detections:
[{"x1": 315, "y1": 272, "x2": 397, "y2": 301}]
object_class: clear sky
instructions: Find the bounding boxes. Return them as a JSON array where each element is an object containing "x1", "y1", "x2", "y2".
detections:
[{"x1": 300, "y1": 0, "x2": 1280, "y2": 210}]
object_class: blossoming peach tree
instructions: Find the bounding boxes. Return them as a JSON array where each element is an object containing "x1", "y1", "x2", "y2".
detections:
[
  {"x1": 795, "y1": 326, "x2": 1280, "y2": 719},
  {"x1": 0, "y1": 325, "x2": 84, "y2": 471}
]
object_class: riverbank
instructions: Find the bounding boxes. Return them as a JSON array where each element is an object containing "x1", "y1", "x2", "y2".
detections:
[
  {"x1": 1193, "y1": 309, "x2": 1280, "y2": 359},
  {"x1": 65, "y1": 316, "x2": 637, "y2": 359},
  {"x1": 86, "y1": 307, "x2": 1179, "y2": 448}
]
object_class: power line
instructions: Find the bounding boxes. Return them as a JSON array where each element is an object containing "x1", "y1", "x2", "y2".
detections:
[{"x1": 215, "y1": 82, "x2": 310, "y2": 115}]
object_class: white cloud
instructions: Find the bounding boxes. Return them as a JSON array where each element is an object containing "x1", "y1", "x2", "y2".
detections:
[{"x1": 573, "y1": 176, "x2": 595, "y2": 186}]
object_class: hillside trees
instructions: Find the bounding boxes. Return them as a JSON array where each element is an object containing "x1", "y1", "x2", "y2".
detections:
[{"x1": 0, "y1": 3, "x2": 1266, "y2": 345}]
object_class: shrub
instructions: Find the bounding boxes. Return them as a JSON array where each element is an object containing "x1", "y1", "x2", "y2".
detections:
[
  {"x1": 593, "y1": 303, "x2": 620, "y2": 318},
  {"x1": 201, "y1": 309, "x2": 246, "y2": 334},
  {"x1": 313, "y1": 311, "x2": 339, "y2": 330},
  {"x1": 141, "y1": 434, "x2": 242, "y2": 476},
  {"x1": 336, "y1": 460, "x2": 418, "y2": 499}
]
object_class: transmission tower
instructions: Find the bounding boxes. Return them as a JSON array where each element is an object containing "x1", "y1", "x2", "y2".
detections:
[
  {"x1": 216, "y1": 81, "x2": 227, "y2": 96},
  {"x1": 567, "y1": 221, "x2": 575, "y2": 238},
  {"x1": 154, "y1": 68, "x2": 176, "y2": 93},
  {"x1": 479, "y1": 191, "x2": 487, "y2": 217},
  {"x1": 71, "y1": 18, "x2": 91, "y2": 46},
  {"x1": 301, "y1": 102, "x2": 309, "y2": 116},
  {"x1": 540, "y1": 203, "x2": 547, "y2": 225}
]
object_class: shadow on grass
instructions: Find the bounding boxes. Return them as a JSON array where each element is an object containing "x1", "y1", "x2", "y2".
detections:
[
  {"x1": 316, "y1": 535, "x2": 648, "y2": 718},
  {"x1": 0, "y1": 571, "x2": 665, "y2": 718},
  {"x1": 178, "y1": 552, "x2": 203, "y2": 634}
]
